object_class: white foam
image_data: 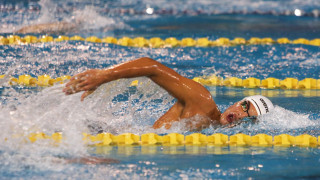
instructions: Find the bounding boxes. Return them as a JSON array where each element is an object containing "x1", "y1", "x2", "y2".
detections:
[
  {"x1": 0, "y1": 76, "x2": 319, "y2": 177},
  {"x1": 34, "y1": 0, "x2": 58, "y2": 24},
  {"x1": 71, "y1": 6, "x2": 128, "y2": 32},
  {"x1": 4, "y1": 0, "x2": 128, "y2": 34},
  {"x1": 0, "y1": 78, "x2": 174, "y2": 142},
  {"x1": 258, "y1": 106, "x2": 320, "y2": 129}
]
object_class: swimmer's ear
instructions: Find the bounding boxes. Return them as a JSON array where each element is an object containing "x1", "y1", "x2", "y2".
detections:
[{"x1": 81, "y1": 90, "x2": 95, "y2": 101}]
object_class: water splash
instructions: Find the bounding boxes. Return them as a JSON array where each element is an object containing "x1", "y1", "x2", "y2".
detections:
[
  {"x1": 0, "y1": 77, "x2": 176, "y2": 138},
  {"x1": 210, "y1": 105, "x2": 320, "y2": 136},
  {"x1": 0, "y1": 0, "x2": 319, "y2": 178},
  {"x1": 0, "y1": 0, "x2": 128, "y2": 34},
  {"x1": 71, "y1": 5, "x2": 128, "y2": 34},
  {"x1": 2, "y1": 0, "x2": 320, "y2": 17},
  {"x1": 32, "y1": 0, "x2": 58, "y2": 24},
  {"x1": 0, "y1": 78, "x2": 169, "y2": 177},
  {"x1": 1, "y1": 0, "x2": 320, "y2": 34}
]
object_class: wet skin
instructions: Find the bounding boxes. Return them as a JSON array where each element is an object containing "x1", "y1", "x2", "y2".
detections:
[
  {"x1": 63, "y1": 57, "x2": 257, "y2": 131},
  {"x1": 220, "y1": 101, "x2": 258, "y2": 125},
  {"x1": 15, "y1": 21, "x2": 78, "y2": 34},
  {"x1": 65, "y1": 157, "x2": 120, "y2": 165}
]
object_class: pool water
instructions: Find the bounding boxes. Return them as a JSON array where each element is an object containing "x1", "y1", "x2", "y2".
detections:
[{"x1": 0, "y1": 0, "x2": 320, "y2": 179}]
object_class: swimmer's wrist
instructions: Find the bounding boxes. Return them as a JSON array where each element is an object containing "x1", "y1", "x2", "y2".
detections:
[{"x1": 101, "y1": 68, "x2": 115, "y2": 82}]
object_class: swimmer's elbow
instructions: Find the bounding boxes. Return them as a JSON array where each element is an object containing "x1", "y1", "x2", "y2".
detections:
[
  {"x1": 139, "y1": 57, "x2": 157, "y2": 64},
  {"x1": 137, "y1": 57, "x2": 165, "y2": 74}
]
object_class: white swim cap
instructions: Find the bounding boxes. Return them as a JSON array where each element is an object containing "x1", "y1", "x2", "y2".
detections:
[{"x1": 243, "y1": 95, "x2": 274, "y2": 116}]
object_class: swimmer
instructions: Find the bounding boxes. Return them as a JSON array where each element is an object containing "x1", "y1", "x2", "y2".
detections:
[
  {"x1": 52, "y1": 156, "x2": 120, "y2": 165},
  {"x1": 63, "y1": 57, "x2": 274, "y2": 131},
  {"x1": 15, "y1": 18, "x2": 83, "y2": 34},
  {"x1": 65, "y1": 156, "x2": 120, "y2": 165}
]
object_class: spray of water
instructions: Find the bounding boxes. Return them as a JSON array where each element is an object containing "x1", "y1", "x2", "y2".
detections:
[
  {"x1": 0, "y1": 77, "x2": 179, "y2": 148},
  {"x1": 0, "y1": 77, "x2": 172, "y2": 174},
  {"x1": 0, "y1": 0, "x2": 128, "y2": 34},
  {"x1": 1, "y1": 69, "x2": 319, "y2": 178},
  {"x1": 71, "y1": 6, "x2": 128, "y2": 33}
]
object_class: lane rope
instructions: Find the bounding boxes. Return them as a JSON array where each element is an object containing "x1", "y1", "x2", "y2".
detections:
[
  {"x1": 1, "y1": 35, "x2": 320, "y2": 47},
  {"x1": 1, "y1": 74, "x2": 319, "y2": 90},
  {"x1": 9, "y1": 132, "x2": 320, "y2": 148},
  {"x1": 2, "y1": 36, "x2": 319, "y2": 149}
]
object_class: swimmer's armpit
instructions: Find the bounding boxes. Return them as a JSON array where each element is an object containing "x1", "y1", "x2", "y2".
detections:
[{"x1": 65, "y1": 157, "x2": 120, "y2": 165}]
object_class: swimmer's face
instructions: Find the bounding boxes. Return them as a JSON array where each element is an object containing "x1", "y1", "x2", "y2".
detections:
[{"x1": 220, "y1": 100, "x2": 258, "y2": 125}]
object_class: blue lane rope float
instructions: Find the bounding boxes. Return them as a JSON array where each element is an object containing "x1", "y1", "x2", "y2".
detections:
[
  {"x1": 1, "y1": 74, "x2": 319, "y2": 90},
  {"x1": 13, "y1": 132, "x2": 320, "y2": 148},
  {"x1": 1, "y1": 35, "x2": 320, "y2": 47}
]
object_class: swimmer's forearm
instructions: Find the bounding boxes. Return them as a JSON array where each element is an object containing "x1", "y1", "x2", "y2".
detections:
[
  {"x1": 65, "y1": 57, "x2": 206, "y2": 103},
  {"x1": 104, "y1": 57, "x2": 177, "y2": 81},
  {"x1": 64, "y1": 57, "x2": 181, "y2": 96},
  {"x1": 104, "y1": 57, "x2": 199, "y2": 102}
]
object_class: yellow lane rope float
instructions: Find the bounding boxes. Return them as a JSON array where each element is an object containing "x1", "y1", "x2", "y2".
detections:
[
  {"x1": 0, "y1": 35, "x2": 320, "y2": 47},
  {"x1": 1, "y1": 74, "x2": 319, "y2": 90},
  {"x1": 1, "y1": 75, "x2": 71, "y2": 87},
  {"x1": 18, "y1": 132, "x2": 320, "y2": 148}
]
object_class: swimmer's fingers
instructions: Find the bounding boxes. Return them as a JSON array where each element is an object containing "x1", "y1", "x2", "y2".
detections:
[
  {"x1": 76, "y1": 80, "x2": 90, "y2": 89},
  {"x1": 152, "y1": 120, "x2": 162, "y2": 129},
  {"x1": 65, "y1": 73, "x2": 88, "y2": 87},
  {"x1": 164, "y1": 123, "x2": 172, "y2": 129},
  {"x1": 65, "y1": 83, "x2": 94, "y2": 96},
  {"x1": 63, "y1": 85, "x2": 76, "y2": 95},
  {"x1": 64, "y1": 78, "x2": 78, "y2": 89},
  {"x1": 63, "y1": 69, "x2": 107, "y2": 96},
  {"x1": 63, "y1": 74, "x2": 92, "y2": 94},
  {"x1": 81, "y1": 90, "x2": 95, "y2": 101},
  {"x1": 63, "y1": 83, "x2": 83, "y2": 95},
  {"x1": 63, "y1": 78, "x2": 82, "y2": 94},
  {"x1": 153, "y1": 119, "x2": 167, "y2": 129}
]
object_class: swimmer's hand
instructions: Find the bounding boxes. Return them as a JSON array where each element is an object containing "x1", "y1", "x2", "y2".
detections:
[{"x1": 63, "y1": 69, "x2": 111, "y2": 101}]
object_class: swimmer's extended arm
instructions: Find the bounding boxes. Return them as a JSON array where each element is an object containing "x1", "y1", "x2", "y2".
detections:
[
  {"x1": 63, "y1": 57, "x2": 213, "y2": 106},
  {"x1": 15, "y1": 21, "x2": 77, "y2": 34},
  {"x1": 65, "y1": 157, "x2": 120, "y2": 164}
]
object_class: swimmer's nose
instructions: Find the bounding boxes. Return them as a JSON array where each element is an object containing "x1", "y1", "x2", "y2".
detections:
[{"x1": 226, "y1": 113, "x2": 236, "y2": 123}]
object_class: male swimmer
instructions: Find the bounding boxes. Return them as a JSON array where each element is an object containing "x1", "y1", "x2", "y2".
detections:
[
  {"x1": 15, "y1": 17, "x2": 83, "y2": 34},
  {"x1": 15, "y1": 21, "x2": 77, "y2": 34},
  {"x1": 64, "y1": 156, "x2": 119, "y2": 165},
  {"x1": 63, "y1": 57, "x2": 274, "y2": 131}
]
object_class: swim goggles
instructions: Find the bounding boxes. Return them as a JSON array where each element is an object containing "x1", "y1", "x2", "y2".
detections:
[
  {"x1": 240, "y1": 101, "x2": 258, "y2": 121},
  {"x1": 241, "y1": 100, "x2": 251, "y2": 117},
  {"x1": 226, "y1": 101, "x2": 257, "y2": 128}
]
